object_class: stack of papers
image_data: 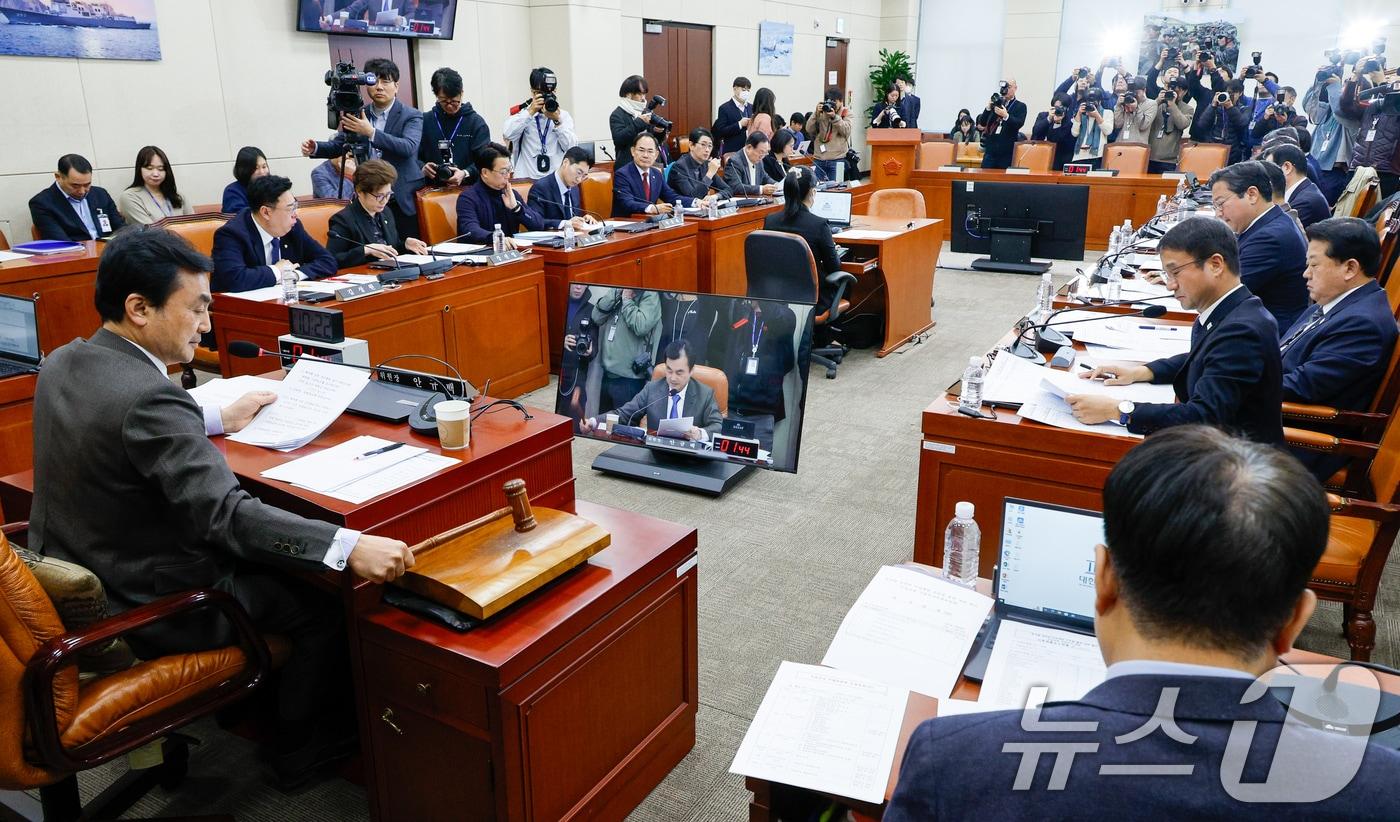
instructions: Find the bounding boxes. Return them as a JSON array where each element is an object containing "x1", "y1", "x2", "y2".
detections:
[
  {"x1": 429, "y1": 242, "x2": 490, "y2": 256},
  {"x1": 261, "y1": 435, "x2": 459, "y2": 504},
  {"x1": 976, "y1": 621, "x2": 1106, "y2": 710},
  {"x1": 227, "y1": 360, "x2": 369, "y2": 450},
  {"x1": 186, "y1": 375, "x2": 284, "y2": 408},
  {"x1": 1072, "y1": 319, "x2": 1191, "y2": 355},
  {"x1": 223, "y1": 284, "x2": 285, "y2": 301},
  {"x1": 1018, "y1": 387, "x2": 1144, "y2": 439},
  {"x1": 835, "y1": 229, "x2": 899, "y2": 240},
  {"x1": 0, "y1": 250, "x2": 31, "y2": 263},
  {"x1": 1038, "y1": 368, "x2": 1176, "y2": 405},
  {"x1": 981, "y1": 353, "x2": 1047, "y2": 406}
]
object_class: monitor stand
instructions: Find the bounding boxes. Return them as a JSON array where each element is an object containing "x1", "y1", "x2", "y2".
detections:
[
  {"x1": 970, "y1": 226, "x2": 1052, "y2": 275},
  {"x1": 591, "y1": 444, "x2": 753, "y2": 495}
]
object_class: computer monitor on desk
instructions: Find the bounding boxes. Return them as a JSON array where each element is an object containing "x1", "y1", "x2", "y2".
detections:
[
  {"x1": 810, "y1": 191, "x2": 853, "y2": 230},
  {"x1": 952, "y1": 180, "x2": 1088, "y2": 275},
  {"x1": 556, "y1": 284, "x2": 814, "y2": 494}
]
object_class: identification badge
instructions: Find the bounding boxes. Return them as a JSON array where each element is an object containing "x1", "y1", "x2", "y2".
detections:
[
  {"x1": 1366, "y1": 129, "x2": 1377, "y2": 142},
  {"x1": 536, "y1": 153, "x2": 551, "y2": 173},
  {"x1": 1154, "y1": 130, "x2": 1165, "y2": 139},
  {"x1": 607, "y1": 323, "x2": 617, "y2": 342},
  {"x1": 819, "y1": 144, "x2": 827, "y2": 153},
  {"x1": 96, "y1": 209, "x2": 112, "y2": 234},
  {"x1": 744, "y1": 357, "x2": 760, "y2": 376}
]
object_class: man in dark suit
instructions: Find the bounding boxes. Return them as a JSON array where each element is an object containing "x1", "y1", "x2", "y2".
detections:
[
  {"x1": 1209, "y1": 161, "x2": 1309, "y2": 332},
  {"x1": 29, "y1": 228, "x2": 413, "y2": 787},
  {"x1": 302, "y1": 58, "x2": 423, "y2": 239},
  {"x1": 28, "y1": 154, "x2": 124, "y2": 242},
  {"x1": 210, "y1": 176, "x2": 336, "y2": 292},
  {"x1": 887, "y1": 425, "x2": 1400, "y2": 820},
  {"x1": 455, "y1": 141, "x2": 547, "y2": 244},
  {"x1": 582, "y1": 339, "x2": 722, "y2": 440},
  {"x1": 612, "y1": 132, "x2": 698, "y2": 217},
  {"x1": 1068, "y1": 218, "x2": 1283, "y2": 444},
  {"x1": 1282, "y1": 217, "x2": 1399, "y2": 478},
  {"x1": 723, "y1": 132, "x2": 781, "y2": 197},
  {"x1": 895, "y1": 76, "x2": 920, "y2": 129},
  {"x1": 718, "y1": 298, "x2": 797, "y2": 452},
  {"x1": 712, "y1": 76, "x2": 754, "y2": 157},
  {"x1": 1265, "y1": 144, "x2": 1332, "y2": 229},
  {"x1": 525, "y1": 145, "x2": 599, "y2": 231},
  {"x1": 668, "y1": 127, "x2": 730, "y2": 201}
]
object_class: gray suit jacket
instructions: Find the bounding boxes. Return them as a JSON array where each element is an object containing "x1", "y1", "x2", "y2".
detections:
[
  {"x1": 613, "y1": 376, "x2": 723, "y2": 434},
  {"x1": 30, "y1": 329, "x2": 338, "y2": 641},
  {"x1": 312, "y1": 99, "x2": 424, "y2": 215},
  {"x1": 722, "y1": 150, "x2": 778, "y2": 196}
]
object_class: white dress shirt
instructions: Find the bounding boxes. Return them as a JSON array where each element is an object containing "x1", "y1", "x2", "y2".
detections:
[
  {"x1": 501, "y1": 108, "x2": 578, "y2": 180},
  {"x1": 1105, "y1": 659, "x2": 1254, "y2": 680},
  {"x1": 665, "y1": 382, "x2": 709, "y2": 442},
  {"x1": 252, "y1": 217, "x2": 305, "y2": 285},
  {"x1": 1196, "y1": 283, "x2": 1246, "y2": 328}
]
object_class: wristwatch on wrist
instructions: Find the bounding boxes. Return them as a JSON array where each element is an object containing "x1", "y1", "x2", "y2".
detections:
[{"x1": 1117, "y1": 401, "x2": 1135, "y2": 427}]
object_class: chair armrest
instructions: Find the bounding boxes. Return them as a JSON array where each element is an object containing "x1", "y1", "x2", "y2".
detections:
[
  {"x1": 1281, "y1": 402, "x2": 1388, "y2": 431},
  {"x1": 24, "y1": 588, "x2": 271, "y2": 772},
  {"x1": 1284, "y1": 427, "x2": 1381, "y2": 459},
  {"x1": 1327, "y1": 493, "x2": 1400, "y2": 521},
  {"x1": 825, "y1": 271, "x2": 858, "y2": 322},
  {"x1": 1, "y1": 521, "x2": 28, "y2": 541}
]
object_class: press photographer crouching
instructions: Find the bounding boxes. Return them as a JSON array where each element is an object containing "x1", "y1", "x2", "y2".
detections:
[
  {"x1": 1146, "y1": 77, "x2": 1195, "y2": 173},
  {"x1": 1031, "y1": 93, "x2": 1076, "y2": 170},
  {"x1": 976, "y1": 78, "x2": 1026, "y2": 169}
]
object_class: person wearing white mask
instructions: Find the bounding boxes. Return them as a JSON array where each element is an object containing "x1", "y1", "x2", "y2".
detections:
[
  {"x1": 611, "y1": 74, "x2": 669, "y2": 159},
  {"x1": 713, "y1": 76, "x2": 754, "y2": 156}
]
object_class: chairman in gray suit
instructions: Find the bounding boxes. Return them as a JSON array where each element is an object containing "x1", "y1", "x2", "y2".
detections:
[
  {"x1": 722, "y1": 132, "x2": 781, "y2": 197},
  {"x1": 583, "y1": 339, "x2": 722, "y2": 440},
  {"x1": 29, "y1": 226, "x2": 413, "y2": 788},
  {"x1": 302, "y1": 57, "x2": 424, "y2": 239}
]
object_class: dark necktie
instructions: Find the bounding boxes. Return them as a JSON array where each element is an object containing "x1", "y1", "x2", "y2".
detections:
[
  {"x1": 1279, "y1": 307, "x2": 1324, "y2": 353},
  {"x1": 669, "y1": 391, "x2": 680, "y2": 419},
  {"x1": 1190, "y1": 317, "x2": 1203, "y2": 348},
  {"x1": 270, "y1": 236, "x2": 282, "y2": 265},
  {"x1": 642, "y1": 168, "x2": 651, "y2": 202}
]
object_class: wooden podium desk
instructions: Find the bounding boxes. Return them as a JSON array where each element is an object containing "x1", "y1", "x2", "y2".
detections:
[
  {"x1": 836, "y1": 217, "x2": 944, "y2": 357},
  {"x1": 532, "y1": 222, "x2": 699, "y2": 370},
  {"x1": 0, "y1": 241, "x2": 103, "y2": 355},
  {"x1": 211, "y1": 255, "x2": 550, "y2": 399},
  {"x1": 0, "y1": 374, "x2": 37, "y2": 510},
  {"x1": 691, "y1": 201, "x2": 781, "y2": 297},
  {"x1": 865, "y1": 129, "x2": 924, "y2": 191},
  {"x1": 907, "y1": 169, "x2": 1178, "y2": 252}
]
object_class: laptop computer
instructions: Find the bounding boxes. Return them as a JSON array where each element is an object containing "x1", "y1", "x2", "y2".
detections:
[
  {"x1": 962, "y1": 497, "x2": 1103, "y2": 681},
  {"x1": 810, "y1": 190, "x2": 853, "y2": 231},
  {"x1": 0, "y1": 294, "x2": 41, "y2": 378}
]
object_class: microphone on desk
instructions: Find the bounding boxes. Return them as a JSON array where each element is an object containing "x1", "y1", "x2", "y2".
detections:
[
  {"x1": 325, "y1": 230, "x2": 436, "y2": 283},
  {"x1": 424, "y1": 230, "x2": 499, "y2": 266},
  {"x1": 522, "y1": 194, "x2": 614, "y2": 238},
  {"x1": 1008, "y1": 303, "x2": 1169, "y2": 361}
]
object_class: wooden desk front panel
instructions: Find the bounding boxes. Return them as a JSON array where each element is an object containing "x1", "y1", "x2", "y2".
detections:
[
  {"x1": 0, "y1": 265, "x2": 101, "y2": 356},
  {"x1": 442, "y1": 270, "x2": 552, "y2": 399},
  {"x1": 694, "y1": 207, "x2": 774, "y2": 297},
  {"x1": 0, "y1": 375, "x2": 36, "y2": 509},
  {"x1": 837, "y1": 218, "x2": 943, "y2": 357}
]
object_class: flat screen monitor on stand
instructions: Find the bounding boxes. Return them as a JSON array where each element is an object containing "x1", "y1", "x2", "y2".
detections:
[
  {"x1": 951, "y1": 180, "x2": 1089, "y2": 275},
  {"x1": 555, "y1": 284, "x2": 815, "y2": 495}
]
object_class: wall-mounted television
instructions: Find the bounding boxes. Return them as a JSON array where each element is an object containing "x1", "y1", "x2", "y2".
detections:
[
  {"x1": 556, "y1": 284, "x2": 814, "y2": 493},
  {"x1": 297, "y1": 0, "x2": 457, "y2": 40}
]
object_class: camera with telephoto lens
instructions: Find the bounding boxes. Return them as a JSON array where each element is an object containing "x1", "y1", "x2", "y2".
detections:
[
  {"x1": 1215, "y1": 92, "x2": 1229, "y2": 105},
  {"x1": 574, "y1": 318, "x2": 596, "y2": 360},
  {"x1": 990, "y1": 92, "x2": 1004, "y2": 107},
  {"x1": 324, "y1": 61, "x2": 377, "y2": 130},
  {"x1": 1361, "y1": 56, "x2": 1385, "y2": 74},
  {"x1": 645, "y1": 95, "x2": 673, "y2": 132},
  {"x1": 1317, "y1": 63, "x2": 1344, "y2": 83},
  {"x1": 818, "y1": 99, "x2": 835, "y2": 114},
  {"x1": 434, "y1": 140, "x2": 458, "y2": 183},
  {"x1": 1273, "y1": 104, "x2": 1295, "y2": 119},
  {"x1": 524, "y1": 71, "x2": 560, "y2": 113},
  {"x1": 1166, "y1": 46, "x2": 1179, "y2": 61},
  {"x1": 1197, "y1": 50, "x2": 1213, "y2": 64}
]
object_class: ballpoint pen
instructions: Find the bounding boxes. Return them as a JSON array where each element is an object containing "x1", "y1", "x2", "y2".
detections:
[{"x1": 354, "y1": 442, "x2": 405, "y2": 460}]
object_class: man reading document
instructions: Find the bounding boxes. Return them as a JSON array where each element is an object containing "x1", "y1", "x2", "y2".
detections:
[{"x1": 581, "y1": 340, "x2": 722, "y2": 441}]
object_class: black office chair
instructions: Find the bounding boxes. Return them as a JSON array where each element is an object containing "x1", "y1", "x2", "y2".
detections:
[{"x1": 744, "y1": 230, "x2": 856, "y2": 379}]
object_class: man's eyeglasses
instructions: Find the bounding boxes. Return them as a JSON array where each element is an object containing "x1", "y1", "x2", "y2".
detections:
[
  {"x1": 1160, "y1": 258, "x2": 1204, "y2": 283},
  {"x1": 1210, "y1": 193, "x2": 1236, "y2": 211},
  {"x1": 370, "y1": 191, "x2": 392, "y2": 203}
]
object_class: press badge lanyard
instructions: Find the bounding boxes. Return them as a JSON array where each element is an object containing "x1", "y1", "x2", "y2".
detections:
[
  {"x1": 745, "y1": 308, "x2": 764, "y2": 375},
  {"x1": 435, "y1": 109, "x2": 465, "y2": 144}
]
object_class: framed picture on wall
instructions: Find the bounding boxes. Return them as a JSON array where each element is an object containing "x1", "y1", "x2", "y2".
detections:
[
  {"x1": 0, "y1": 0, "x2": 161, "y2": 61},
  {"x1": 759, "y1": 21, "x2": 794, "y2": 76}
]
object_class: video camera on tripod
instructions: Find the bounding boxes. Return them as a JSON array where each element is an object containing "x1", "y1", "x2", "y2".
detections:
[{"x1": 325, "y1": 61, "x2": 377, "y2": 160}]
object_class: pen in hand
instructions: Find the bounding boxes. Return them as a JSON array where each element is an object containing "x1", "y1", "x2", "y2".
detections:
[{"x1": 354, "y1": 442, "x2": 405, "y2": 460}]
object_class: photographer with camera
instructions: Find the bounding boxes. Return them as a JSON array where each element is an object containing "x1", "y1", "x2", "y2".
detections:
[
  {"x1": 1346, "y1": 56, "x2": 1400, "y2": 198},
  {"x1": 1069, "y1": 90, "x2": 1114, "y2": 168},
  {"x1": 1053, "y1": 67, "x2": 1096, "y2": 109},
  {"x1": 1145, "y1": 46, "x2": 1190, "y2": 97},
  {"x1": 1147, "y1": 77, "x2": 1195, "y2": 173},
  {"x1": 418, "y1": 67, "x2": 490, "y2": 188},
  {"x1": 590, "y1": 287, "x2": 662, "y2": 414},
  {"x1": 503, "y1": 66, "x2": 578, "y2": 181},
  {"x1": 1197, "y1": 79, "x2": 1251, "y2": 164},
  {"x1": 1030, "y1": 93, "x2": 1077, "y2": 170},
  {"x1": 559, "y1": 282, "x2": 596, "y2": 427},
  {"x1": 1250, "y1": 86, "x2": 1308, "y2": 145},
  {"x1": 1113, "y1": 78, "x2": 1155, "y2": 144},
  {"x1": 611, "y1": 75, "x2": 672, "y2": 159},
  {"x1": 976, "y1": 78, "x2": 1026, "y2": 169},
  {"x1": 1304, "y1": 56, "x2": 1362, "y2": 204},
  {"x1": 870, "y1": 85, "x2": 908, "y2": 129},
  {"x1": 302, "y1": 57, "x2": 424, "y2": 240},
  {"x1": 1184, "y1": 48, "x2": 1231, "y2": 140},
  {"x1": 804, "y1": 87, "x2": 854, "y2": 180}
]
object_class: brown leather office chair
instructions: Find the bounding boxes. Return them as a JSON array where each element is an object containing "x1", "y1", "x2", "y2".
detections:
[
  {"x1": 0, "y1": 527, "x2": 271, "y2": 821},
  {"x1": 744, "y1": 230, "x2": 856, "y2": 379},
  {"x1": 158, "y1": 215, "x2": 232, "y2": 388},
  {"x1": 1351, "y1": 181, "x2": 1381, "y2": 222},
  {"x1": 579, "y1": 172, "x2": 613, "y2": 223},
  {"x1": 1376, "y1": 201, "x2": 1399, "y2": 287},
  {"x1": 1012, "y1": 141, "x2": 1053, "y2": 173},
  {"x1": 866, "y1": 188, "x2": 926, "y2": 220},
  {"x1": 510, "y1": 179, "x2": 534, "y2": 203},
  {"x1": 1177, "y1": 142, "x2": 1229, "y2": 180},
  {"x1": 648, "y1": 363, "x2": 729, "y2": 416},
  {"x1": 0, "y1": 227, "x2": 9, "y2": 251},
  {"x1": 916, "y1": 141, "x2": 954, "y2": 170},
  {"x1": 192, "y1": 203, "x2": 223, "y2": 215},
  {"x1": 678, "y1": 137, "x2": 692, "y2": 155},
  {"x1": 292, "y1": 198, "x2": 346, "y2": 247},
  {"x1": 415, "y1": 186, "x2": 463, "y2": 245},
  {"x1": 1103, "y1": 142, "x2": 1149, "y2": 174}
]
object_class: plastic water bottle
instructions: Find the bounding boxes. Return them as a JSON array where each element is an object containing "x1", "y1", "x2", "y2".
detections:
[
  {"x1": 707, "y1": 198, "x2": 719, "y2": 219},
  {"x1": 491, "y1": 223, "x2": 506, "y2": 254},
  {"x1": 1034, "y1": 270, "x2": 1053, "y2": 317},
  {"x1": 958, "y1": 357, "x2": 984, "y2": 412},
  {"x1": 562, "y1": 222, "x2": 576, "y2": 251},
  {"x1": 1156, "y1": 194, "x2": 1168, "y2": 215},
  {"x1": 1105, "y1": 258, "x2": 1123, "y2": 301},
  {"x1": 280, "y1": 266, "x2": 298, "y2": 305},
  {"x1": 943, "y1": 502, "x2": 980, "y2": 588}
]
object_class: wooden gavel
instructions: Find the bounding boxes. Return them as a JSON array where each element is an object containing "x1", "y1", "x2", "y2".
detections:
[{"x1": 408, "y1": 478, "x2": 537, "y2": 556}]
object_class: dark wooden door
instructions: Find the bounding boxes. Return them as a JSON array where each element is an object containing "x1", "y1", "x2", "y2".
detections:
[
  {"x1": 327, "y1": 34, "x2": 417, "y2": 108},
  {"x1": 641, "y1": 21, "x2": 714, "y2": 158},
  {"x1": 825, "y1": 38, "x2": 849, "y2": 104}
]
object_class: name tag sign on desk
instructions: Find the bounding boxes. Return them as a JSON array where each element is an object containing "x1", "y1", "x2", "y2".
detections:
[
  {"x1": 487, "y1": 249, "x2": 526, "y2": 266},
  {"x1": 937, "y1": 165, "x2": 963, "y2": 172},
  {"x1": 335, "y1": 281, "x2": 384, "y2": 301},
  {"x1": 1004, "y1": 167, "x2": 1031, "y2": 175},
  {"x1": 1087, "y1": 169, "x2": 1120, "y2": 177},
  {"x1": 655, "y1": 213, "x2": 685, "y2": 230}
]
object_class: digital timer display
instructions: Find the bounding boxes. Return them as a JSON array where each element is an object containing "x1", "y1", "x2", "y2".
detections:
[
  {"x1": 714, "y1": 435, "x2": 759, "y2": 460},
  {"x1": 288, "y1": 305, "x2": 345, "y2": 343}
]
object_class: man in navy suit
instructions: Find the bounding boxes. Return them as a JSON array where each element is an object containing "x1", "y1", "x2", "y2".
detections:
[
  {"x1": 895, "y1": 76, "x2": 921, "y2": 129},
  {"x1": 455, "y1": 142, "x2": 547, "y2": 245},
  {"x1": 301, "y1": 58, "x2": 423, "y2": 239},
  {"x1": 1068, "y1": 218, "x2": 1283, "y2": 444},
  {"x1": 1282, "y1": 217, "x2": 1399, "y2": 478},
  {"x1": 611, "y1": 133, "x2": 698, "y2": 217},
  {"x1": 1264, "y1": 144, "x2": 1332, "y2": 229},
  {"x1": 1209, "y1": 161, "x2": 1309, "y2": 332},
  {"x1": 210, "y1": 176, "x2": 336, "y2": 293},
  {"x1": 712, "y1": 77, "x2": 754, "y2": 157},
  {"x1": 29, "y1": 154, "x2": 125, "y2": 243},
  {"x1": 887, "y1": 425, "x2": 1400, "y2": 820},
  {"x1": 525, "y1": 145, "x2": 599, "y2": 232}
]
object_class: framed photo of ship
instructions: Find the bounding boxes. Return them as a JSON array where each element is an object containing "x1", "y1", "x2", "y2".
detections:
[{"x1": 0, "y1": 0, "x2": 160, "y2": 61}]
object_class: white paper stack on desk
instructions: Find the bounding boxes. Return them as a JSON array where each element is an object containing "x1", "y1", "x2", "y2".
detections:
[
  {"x1": 1072, "y1": 318, "x2": 1191, "y2": 355},
  {"x1": 226, "y1": 360, "x2": 369, "y2": 450},
  {"x1": 260, "y1": 435, "x2": 459, "y2": 504},
  {"x1": 186, "y1": 374, "x2": 284, "y2": 408}
]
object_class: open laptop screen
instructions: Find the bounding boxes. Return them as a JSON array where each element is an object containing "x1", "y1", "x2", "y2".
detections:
[
  {"x1": 0, "y1": 295, "x2": 40, "y2": 365},
  {"x1": 810, "y1": 191, "x2": 852, "y2": 225},
  {"x1": 996, "y1": 498, "x2": 1102, "y2": 629}
]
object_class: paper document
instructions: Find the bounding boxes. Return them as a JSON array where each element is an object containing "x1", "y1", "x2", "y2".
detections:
[
  {"x1": 976, "y1": 621, "x2": 1106, "y2": 710},
  {"x1": 821, "y1": 566, "x2": 993, "y2": 698},
  {"x1": 1072, "y1": 320, "x2": 1191, "y2": 355},
  {"x1": 513, "y1": 231, "x2": 564, "y2": 240},
  {"x1": 938, "y1": 698, "x2": 997, "y2": 718},
  {"x1": 1018, "y1": 388, "x2": 1143, "y2": 439},
  {"x1": 222, "y1": 284, "x2": 285, "y2": 302},
  {"x1": 730, "y1": 662, "x2": 908, "y2": 804},
  {"x1": 186, "y1": 375, "x2": 284, "y2": 409},
  {"x1": 835, "y1": 229, "x2": 899, "y2": 240},
  {"x1": 327, "y1": 273, "x2": 380, "y2": 284},
  {"x1": 1081, "y1": 343, "x2": 1167, "y2": 364},
  {"x1": 260, "y1": 435, "x2": 425, "y2": 493},
  {"x1": 227, "y1": 360, "x2": 369, "y2": 450},
  {"x1": 603, "y1": 220, "x2": 637, "y2": 229},
  {"x1": 429, "y1": 242, "x2": 490, "y2": 255},
  {"x1": 1037, "y1": 369, "x2": 1176, "y2": 405},
  {"x1": 327, "y1": 452, "x2": 459, "y2": 504},
  {"x1": 981, "y1": 353, "x2": 1049, "y2": 406},
  {"x1": 0, "y1": 250, "x2": 31, "y2": 263}
]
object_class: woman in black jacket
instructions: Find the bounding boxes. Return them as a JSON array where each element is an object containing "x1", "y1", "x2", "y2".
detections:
[
  {"x1": 610, "y1": 75, "x2": 669, "y2": 160},
  {"x1": 326, "y1": 159, "x2": 430, "y2": 269},
  {"x1": 760, "y1": 167, "x2": 841, "y2": 313}
]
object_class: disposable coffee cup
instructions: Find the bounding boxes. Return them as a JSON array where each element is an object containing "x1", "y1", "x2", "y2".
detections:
[
  {"x1": 435, "y1": 400, "x2": 472, "y2": 450},
  {"x1": 605, "y1": 413, "x2": 619, "y2": 434}
]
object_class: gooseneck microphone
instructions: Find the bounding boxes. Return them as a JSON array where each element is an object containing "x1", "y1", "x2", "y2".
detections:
[{"x1": 1008, "y1": 303, "x2": 1169, "y2": 361}]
